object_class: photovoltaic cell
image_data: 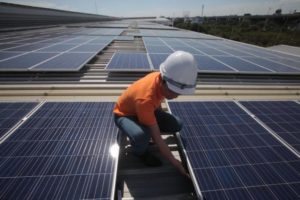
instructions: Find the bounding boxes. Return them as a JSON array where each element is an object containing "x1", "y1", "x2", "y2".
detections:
[
  {"x1": 168, "y1": 101, "x2": 299, "y2": 200},
  {"x1": 146, "y1": 45, "x2": 173, "y2": 54},
  {"x1": 214, "y1": 56, "x2": 271, "y2": 72},
  {"x1": 241, "y1": 101, "x2": 300, "y2": 153},
  {"x1": 0, "y1": 102, "x2": 37, "y2": 138},
  {"x1": 170, "y1": 46, "x2": 203, "y2": 55},
  {"x1": 0, "y1": 102, "x2": 119, "y2": 200},
  {"x1": 149, "y1": 53, "x2": 169, "y2": 70},
  {"x1": 0, "y1": 52, "x2": 23, "y2": 60},
  {"x1": 106, "y1": 52, "x2": 151, "y2": 71},
  {"x1": 194, "y1": 55, "x2": 235, "y2": 72},
  {"x1": 31, "y1": 52, "x2": 95, "y2": 71},
  {"x1": 242, "y1": 57, "x2": 300, "y2": 73},
  {"x1": 70, "y1": 44, "x2": 107, "y2": 53},
  {"x1": 0, "y1": 53, "x2": 58, "y2": 71}
]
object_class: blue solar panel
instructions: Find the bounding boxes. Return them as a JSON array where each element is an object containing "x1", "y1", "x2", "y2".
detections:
[
  {"x1": 37, "y1": 44, "x2": 78, "y2": 52},
  {"x1": 0, "y1": 53, "x2": 58, "y2": 71},
  {"x1": 149, "y1": 53, "x2": 169, "y2": 70},
  {"x1": 242, "y1": 57, "x2": 300, "y2": 73},
  {"x1": 106, "y1": 52, "x2": 151, "y2": 71},
  {"x1": 6, "y1": 43, "x2": 52, "y2": 52},
  {"x1": 194, "y1": 55, "x2": 235, "y2": 72},
  {"x1": 241, "y1": 101, "x2": 300, "y2": 153},
  {"x1": 193, "y1": 47, "x2": 228, "y2": 56},
  {"x1": 31, "y1": 52, "x2": 95, "y2": 71},
  {"x1": 70, "y1": 44, "x2": 107, "y2": 53},
  {"x1": 170, "y1": 46, "x2": 203, "y2": 55},
  {"x1": 168, "y1": 101, "x2": 299, "y2": 200},
  {"x1": 146, "y1": 45, "x2": 173, "y2": 54},
  {"x1": 0, "y1": 52, "x2": 23, "y2": 61},
  {"x1": 214, "y1": 56, "x2": 272, "y2": 72},
  {"x1": 0, "y1": 102, "x2": 37, "y2": 138},
  {"x1": 0, "y1": 102, "x2": 119, "y2": 200}
]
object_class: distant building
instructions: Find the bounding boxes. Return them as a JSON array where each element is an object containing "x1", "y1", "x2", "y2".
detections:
[{"x1": 191, "y1": 16, "x2": 204, "y2": 24}]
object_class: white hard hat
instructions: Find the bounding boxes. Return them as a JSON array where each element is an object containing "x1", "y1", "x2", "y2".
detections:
[{"x1": 160, "y1": 51, "x2": 198, "y2": 95}]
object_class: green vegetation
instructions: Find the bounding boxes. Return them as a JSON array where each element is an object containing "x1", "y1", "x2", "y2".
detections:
[{"x1": 174, "y1": 16, "x2": 300, "y2": 47}]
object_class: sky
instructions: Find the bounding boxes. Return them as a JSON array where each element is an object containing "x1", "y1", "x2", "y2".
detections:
[{"x1": 2, "y1": 0, "x2": 300, "y2": 17}]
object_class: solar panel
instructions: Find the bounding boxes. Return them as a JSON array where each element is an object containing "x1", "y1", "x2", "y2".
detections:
[
  {"x1": 168, "y1": 101, "x2": 299, "y2": 200},
  {"x1": 106, "y1": 52, "x2": 151, "y2": 71},
  {"x1": 242, "y1": 57, "x2": 300, "y2": 73},
  {"x1": 240, "y1": 101, "x2": 300, "y2": 153},
  {"x1": 37, "y1": 44, "x2": 79, "y2": 52},
  {"x1": 70, "y1": 44, "x2": 107, "y2": 53},
  {"x1": 0, "y1": 53, "x2": 58, "y2": 71},
  {"x1": 31, "y1": 52, "x2": 96, "y2": 71},
  {"x1": 194, "y1": 55, "x2": 235, "y2": 72},
  {"x1": 149, "y1": 53, "x2": 169, "y2": 70},
  {"x1": 170, "y1": 46, "x2": 203, "y2": 55},
  {"x1": 145, "y1": 45, "x2": 173, "y2": 54},
  {"x1": 0, "y1": 52, "x2": 23, "y2": 61},
  {"x1": 214, "y1": 56, "x2": 271, "y2": 73},
  {"x1": 0, "y1": 102, "x2": 37, "y2": 138},
  {"x1": 0, "y1": 102, "x2": 119, "y2": 200}
]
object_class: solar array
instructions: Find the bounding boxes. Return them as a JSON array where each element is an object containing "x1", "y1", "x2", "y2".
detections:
[
  {"x1": 241, "y1": 101, "x2": 300, "y2": 153},
  {"x1": 142, "y1": 37, "x2": 300, "y2": 74},
  {"x1": 106, "y1": 52, "x2": 151, "y2": 71},
  {"x1": 0, "y1": 102, "x2": 37, "y2": 138},
  {"x1": 0, "y1": 102, "x2": 119, "y2": 200},
  {"x1": 0, "y1": 30, "x2": 117, "y2": 72},
  {"x1": 168, "y1": 101, "x2": 299, "y2": 200}
]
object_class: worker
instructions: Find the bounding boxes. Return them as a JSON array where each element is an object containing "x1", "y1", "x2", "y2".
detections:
[{"x1": 113, "y1": 51, "x2": 198, "y2": 176}]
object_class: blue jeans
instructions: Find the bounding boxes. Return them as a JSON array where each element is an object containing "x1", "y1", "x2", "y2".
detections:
[{"x1": 114, "y1": 109, "x2": 182, "y2": 155}]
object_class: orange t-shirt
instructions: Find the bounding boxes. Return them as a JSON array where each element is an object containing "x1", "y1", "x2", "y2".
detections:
[{"x1": 113, "y1": 72, "x2": 164, "y2": 126}]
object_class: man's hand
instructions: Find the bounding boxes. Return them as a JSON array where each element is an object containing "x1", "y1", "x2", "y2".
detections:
[{"x1": 173, "y1": 159, "x2": 190, "y2": 178}]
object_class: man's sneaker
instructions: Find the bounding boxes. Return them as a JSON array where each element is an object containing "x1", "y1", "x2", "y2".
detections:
[{"x1": 139, "y1": 151, "x2": 162, "y2": 167}]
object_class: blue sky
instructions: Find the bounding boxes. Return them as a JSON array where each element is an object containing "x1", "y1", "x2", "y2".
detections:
[{"x1": 2, "y1": 0, "x2": 300, "y2": 17}]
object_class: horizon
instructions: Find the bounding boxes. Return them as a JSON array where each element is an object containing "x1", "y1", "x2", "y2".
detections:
[{"x1": 1, "y1": 0, "x2": 300, "y2": 18}]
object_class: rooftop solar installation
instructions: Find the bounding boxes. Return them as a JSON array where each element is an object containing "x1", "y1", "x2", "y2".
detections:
[
  {"x1": 31, "y1": 52, "x2": 96, "y2": 71},
  {"x1": 0, "y1": 34, "x2": 112, "y2": 71},
  {"x1": 240, "y1": 101, "x2": 300, "y2": 154},
  {"x1": 145, "y1": 45, "x2": 173, "y2": 54},
  {"x1": 0, "y1": 102, "x2": 37, "y2": 139},
  {"x1": 168, "y1": 101, "x2": 300, "y2": 200},
  {"x1": 0, "y1": 102, "x2": 119, "y2": 200},
  {"x1": 194, "y1": 55, "x2": 236, "y2": 72},
  {"x1": 106, "y1": 52, "x2": 151, "y2": 71}
]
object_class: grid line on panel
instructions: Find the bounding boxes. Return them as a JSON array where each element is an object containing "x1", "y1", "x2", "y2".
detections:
[
  {"x1": 0, "y1": 102, "x2": 118, "y2": 200},
  {"x1": 106, "y1": 52, "x2": 151, "y2": 71},
  {"x1": 0, "y1": 102, "x2": 38, "y2": 139},
  {"x1": 168, "y1": 101, "x2": 299, "y2": 200},
  {"x1": 240, "y1": 101, "x2": 300, "y2": 154}
]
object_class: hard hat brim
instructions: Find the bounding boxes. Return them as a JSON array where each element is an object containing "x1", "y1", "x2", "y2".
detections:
[{"x1": 166, "y1": 81, "x2": 196, "y2": 95}]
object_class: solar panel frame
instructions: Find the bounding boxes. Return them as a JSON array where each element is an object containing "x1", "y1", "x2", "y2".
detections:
[
  {"x1": 0, "y1": 102, "x2": 120, "y2": 200},
  {"x1": 30, "y1": 52, "x2": 96, "y2": 71},
  {"x1": 105, "y1": 52, "x2": 151, "y2": 72},
  {"x1": 0, "y1": 52, "x2": 59, "y2": 71},
  {"x1": 167, "y1": 100, "x2": 300, "y2": 200},
  {"x1": 240, "y1": 100, "x2": 300, "y2": 155},
  {"x1": 0, "y1": 102, "x2": 38, "y2": 139}
]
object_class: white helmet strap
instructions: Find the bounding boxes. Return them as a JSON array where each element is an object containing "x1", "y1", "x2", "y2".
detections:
[{"x1": 163, "y1": 75, "x2": 196, "y2": 90}]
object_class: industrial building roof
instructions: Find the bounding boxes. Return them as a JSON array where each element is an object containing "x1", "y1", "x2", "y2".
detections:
[{"x1": 0, "y1": 3, "x2": 299, "y2": 200}]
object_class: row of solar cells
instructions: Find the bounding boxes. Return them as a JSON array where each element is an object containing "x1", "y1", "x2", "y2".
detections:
[
  {"x1": 0, "y1": 100, "x2": 299, "y2": 199},
  {"x1": 0, "y1": 35, "x2": 115, "y2": 71},
  {"x1": 0, "y1": 102, "x2": 118, "y2": 200},
  {"x1": 106, "y1": 37, "x2": 300, "y2": 74},
  {"x1": 168, "y1": 100, "x2": 300, "y2": 200},
  {"x1": 1, "y1": 26, "x2": 300, "y2": 74}
]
